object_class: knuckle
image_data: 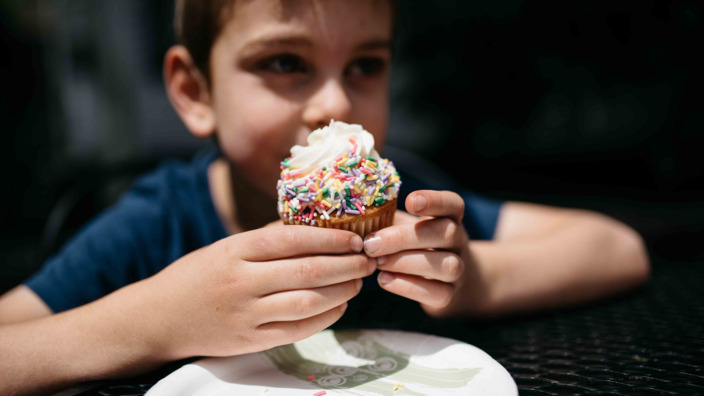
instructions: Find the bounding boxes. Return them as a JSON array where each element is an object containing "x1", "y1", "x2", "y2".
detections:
[
  {"x1": 211, "y1": 239, "x2": 233, "y2": 262},
  {"x1": 285, "y1": 227, "x2": 303, "y2": 247},
  {"x1": 254, "y1": 228, "x2": 281, "y2": 252},
  {"x1": 235, "y1": 330, "x2": 255, "y2": 353},
  {"x1": 331, "y1": 230, "x2": 353, "y2": 250},
  {"x1": 328, "y1": 230, "x2": 343, "y2": 247},
  {"x1": 452, "y1": 192, "x2": 465, "y2": 213},
  {"x1": 348, "y1": 279, "x2": 361, "y2": 297},
  {"x1": 443, "y1": 254, "x2": 462, "y2": 280},
  {"x1": 437, "y1": 285, "x2": 454, "y2": 308},
  {"x1": 385, "y1": 226, "x2": 404, "y2": 246},
  {"x1": 326, "y1": 307, "x2": 345, "y2": 328},
  {"x1": 440, "y1": 218, "x2": 458, "y2": 241},
  {"x1": 346, "y1": 232, "x2": 359, "y2": 249},
  {"x1": 353, "y1": 254, "x2": 369, "y2": 274},
  {"x1": 299, "y1": 259, "x2": 322, "y2": 283},
  {"x1": 244, "y1": 232, "x2": 264, "y2": 253},
  {"x1": 295, "y1": 293, "x2": 316, "y2": 316},
  {"x1": 288, "y1": 320, "x2": 305, "y2": 338}
]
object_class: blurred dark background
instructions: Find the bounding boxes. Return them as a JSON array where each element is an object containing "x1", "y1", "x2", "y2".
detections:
[{"x1": 1, "y1": 0, "x2": 702, "y2": 293}]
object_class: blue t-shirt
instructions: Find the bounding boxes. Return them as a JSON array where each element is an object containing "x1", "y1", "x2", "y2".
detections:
[{"x1": 26, "y1": 149, "x2": 502, "y2": 313}]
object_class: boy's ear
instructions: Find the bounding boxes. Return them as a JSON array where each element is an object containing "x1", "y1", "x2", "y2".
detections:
[{"x1": 164, "y1": 45, "x2": 216, "y2": 138}]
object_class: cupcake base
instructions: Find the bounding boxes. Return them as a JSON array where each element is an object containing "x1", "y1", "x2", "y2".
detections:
[{"x1": 281, "y1": 199, "x2": 396, "y2": 238}]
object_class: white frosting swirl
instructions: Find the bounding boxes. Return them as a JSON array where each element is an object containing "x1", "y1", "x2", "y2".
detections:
[{"x1": 287, "y1": 120, "x2": 380, "y2": 174}]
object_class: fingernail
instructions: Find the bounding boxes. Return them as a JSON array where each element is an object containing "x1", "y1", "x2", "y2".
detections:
[
  {"x1": 355, "y1": 278, "x2": 362, "y2": 292},
  {"x1": 376, "y1": 256, "x2": 386, "y2": 267},
  {"x1": 351, "y1": 235, "x2": 364, "y2": 252},
  {"x1": 414, "y1": 195, "x2": 427, "y2": 212},
  {"x1": 363, "y1": 236, "x2": 381, "y2": 255},
  {"x1": 378, "y1": 271, "x2": 393, "y2": 285}
]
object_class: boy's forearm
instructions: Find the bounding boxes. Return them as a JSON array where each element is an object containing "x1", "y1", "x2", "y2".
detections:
[
  {"x1": 0, "y1": 281, "x2": 170, "y2": 396},
  {"x1": 461, "y1": 216, "x2": 649, "y2": 317}
]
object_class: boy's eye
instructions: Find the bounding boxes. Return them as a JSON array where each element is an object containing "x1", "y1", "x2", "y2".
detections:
[
  {"x1": 259, "y1": 54, "x2": 308, "y2": 74},
  {"x1": 346, "y1": 57, "x2": 386, "y2": 78}
]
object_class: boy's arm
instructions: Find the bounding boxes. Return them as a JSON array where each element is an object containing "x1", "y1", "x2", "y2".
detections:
[
  {"x1": 364, "y1": 191, "x2": 650, "y2": 317},
  {"x1": 0, "y1": 285, "x2": 53, "y2": 324},
  {"x1": 462, "y1": 201, "x2": 650, "y2": 316},
  {"x1": 0, "y1": 227, "x2": 374, "y2": 396},
  {"x1": 0, "y1": 281, "x2": 175, "y2": 396}
]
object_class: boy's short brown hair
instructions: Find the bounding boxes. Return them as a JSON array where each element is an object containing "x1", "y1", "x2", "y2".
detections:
[
  {"x1": 174, "y1": 0, "x2": 399, "y2": 83},
  {"x1": 174, "y1": 0, "x2": 235, "y2": 82}
]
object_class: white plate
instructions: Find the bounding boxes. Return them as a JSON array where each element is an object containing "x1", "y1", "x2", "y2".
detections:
[{"x1": 147, "y1": 329, "x2": 517, "y2": 396}]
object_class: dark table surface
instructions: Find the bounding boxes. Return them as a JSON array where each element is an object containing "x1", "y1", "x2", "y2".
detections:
[{"x1": 76, "y1": 257, "x2": 704, "y2": 396}]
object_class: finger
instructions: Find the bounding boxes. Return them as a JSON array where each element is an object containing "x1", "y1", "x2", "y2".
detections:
[
  {"x1": 254, "y1": 254, "x2": 375, "y2": 294},
  {"x1": 376, "y1": 250, "x2": 463, "y2": 283},
  {"x1": 393, "y1": 210, "x2": 422, "y2": 225},
  {"x1": 363, "y1": 217, "x2": 463, "y2": 257},
  {"x1": 255, "y1": 279, "x2": 362, "y2": 324},
  {"x1": 406, "y1": 190, "x2": 464, "y2": 222},
  {"x1": 377, "y1": 271, "x2": 454, "y2": 309},
  {"x1": 263, "y1": 219, "x2": 285, "y2": 229},
  {"x1": 237, "y1": 226, "x2": 363, "y2": 261},
  {"x1": 257, "y1": 302, "x2": 349, "y2": 346}
]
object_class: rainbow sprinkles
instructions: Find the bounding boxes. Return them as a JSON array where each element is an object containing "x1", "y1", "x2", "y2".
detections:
[{"x1": 276, "y1": 121, "x2": 401, "y2": 226}]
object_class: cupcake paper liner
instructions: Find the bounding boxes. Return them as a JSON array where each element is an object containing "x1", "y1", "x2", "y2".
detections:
[{"x1": 281, "y1": 199, "x2": 396, "y2": 238}]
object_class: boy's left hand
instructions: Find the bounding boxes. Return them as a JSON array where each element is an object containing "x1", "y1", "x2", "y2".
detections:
[{"x1": 363, "y1": 190, "x2": 473, "y2": 317}]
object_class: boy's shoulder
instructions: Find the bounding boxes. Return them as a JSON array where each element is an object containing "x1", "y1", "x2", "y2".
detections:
[
  {"x1": 24, "y1": 147, "x2": 226, "y2": 313},
  {"x1": 103, "y1": 147, "x2": 221, "y2": 236},
  {"x1": 116, "y1": 146, "x2": 226, "y2": 245},
  {"x1": 132, "y1": 148, "x2": 220, "y2": 200}
]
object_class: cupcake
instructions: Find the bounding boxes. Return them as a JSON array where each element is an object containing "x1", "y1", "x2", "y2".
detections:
[{"x1": 277, "y1": 121, "x2": 401, "y2": 237}]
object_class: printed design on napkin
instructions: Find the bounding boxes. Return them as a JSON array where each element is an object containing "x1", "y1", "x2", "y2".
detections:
[{"x1": 265, "y1": 330, "x2": 480, "y2": 395}]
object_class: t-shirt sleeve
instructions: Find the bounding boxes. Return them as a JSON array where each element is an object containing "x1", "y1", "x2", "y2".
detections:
[
  {"x1": 456, "y1": 189, "x2": 503, "y2": 241},
  {"x1": 25, "y1": 181, "x2": 169, "y2": 313},
  {"x1": 25, "y1": 149, "x2": 226, "y2": 313}
]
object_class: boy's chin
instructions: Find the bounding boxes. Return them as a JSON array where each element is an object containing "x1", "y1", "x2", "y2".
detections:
[
  {"x1": 245, "y1": 178, "x2": 278, "y2": 200},
  {"x1": 228, "y1": 163, "x2": 277, "y2": 195}
]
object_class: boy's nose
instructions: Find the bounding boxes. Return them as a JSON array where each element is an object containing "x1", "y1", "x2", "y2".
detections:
[{"x1": 302, "y1": 78, "x2": 352, "y2": 130}]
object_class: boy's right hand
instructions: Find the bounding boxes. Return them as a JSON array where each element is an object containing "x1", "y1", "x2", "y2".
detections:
[{"x1": 138, "y1": 226, "x2": 373, "y2": 360}]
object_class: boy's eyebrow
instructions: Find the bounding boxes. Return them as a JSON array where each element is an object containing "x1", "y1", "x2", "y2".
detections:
[
  {"x1": 239, "y1": 35, "x2": 392, "y2": 56},
  {"x1": 356, "y1": 39, "x2": 392, "y2": 52},
  {"x1": 240, "y1": 36, "x2": 313, "y2": 55}
]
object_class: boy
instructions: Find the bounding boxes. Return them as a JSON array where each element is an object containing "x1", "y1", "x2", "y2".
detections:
[{"x1": 0, "y1": 0, "x2": 649, "y2": 394}]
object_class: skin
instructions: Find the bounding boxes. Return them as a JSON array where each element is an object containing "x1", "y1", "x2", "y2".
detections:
[
  {"x1": 368, "y1": 194, "x2": 649, "y2": 318},
  {"x1": 0, "y1": 0, "x2": 650, "y2": 394},
  {"x1": 0, "y1": 227, "x2": 372, "y2": 395}
]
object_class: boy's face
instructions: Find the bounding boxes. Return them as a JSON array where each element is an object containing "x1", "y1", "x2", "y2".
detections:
[{"x1": 209, "y1": 0, "x2": 392, "y2": 196}]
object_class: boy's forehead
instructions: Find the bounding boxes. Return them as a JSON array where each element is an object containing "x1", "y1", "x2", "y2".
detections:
[{"x1": 222, "y1": 0, "x2": 393, "y2": 48}]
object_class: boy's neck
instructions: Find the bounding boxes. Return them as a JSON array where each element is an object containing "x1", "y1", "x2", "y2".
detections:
[{"x1": 208, "y1": 159, "x2": 279, "y2": 234}]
